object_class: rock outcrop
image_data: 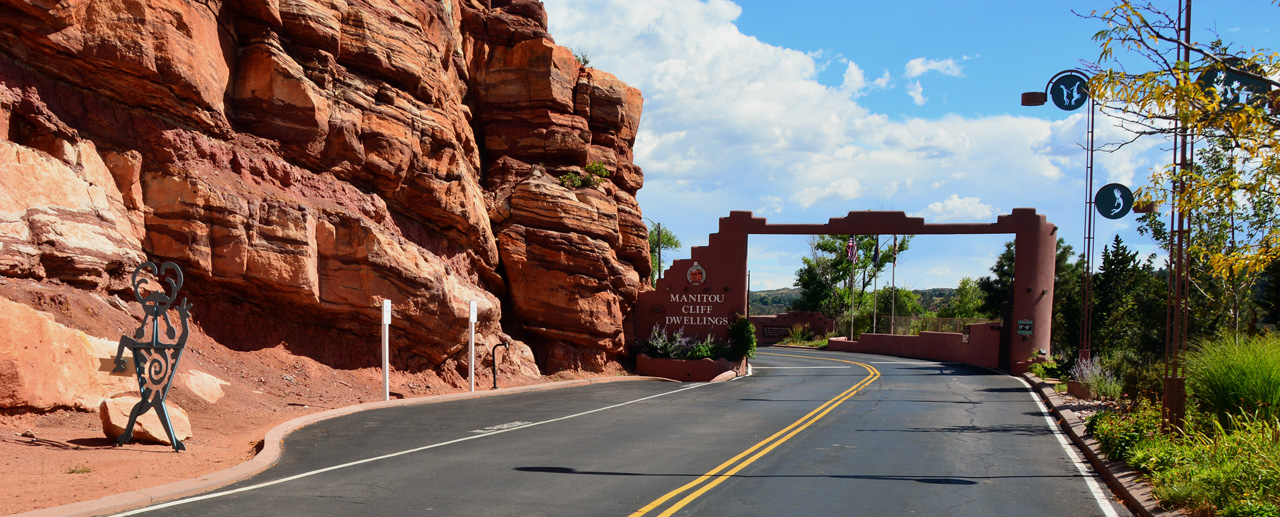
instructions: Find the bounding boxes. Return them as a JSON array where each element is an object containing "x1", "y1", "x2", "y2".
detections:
[
  {"x1": 0, "y1": 296, "x2": 136, "y2": 411},
  {"x1": 0, "y1": 0, "x2": 649, "y2": 409},
  {"x1": 100, "y1": 393, "x2": 193, "y2": 446}
]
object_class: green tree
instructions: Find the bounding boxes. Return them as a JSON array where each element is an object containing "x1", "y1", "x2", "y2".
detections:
[
  {"x1": 1136, "y1": 137, "x2": 1276, "y2": 338},
  {"x1": 1091, "y1": 235, "x2": 1166, "y2": 360},
  {"x1": 791, "y1": 234, "x2": 911, "y2": 331},
  {"x1": 1087, "y1": 2, "x2": 1280, "y2": 280},
  {"x1": 869, "y1": 286, "x2": 925, "y2": 334},
  {"x1": 938, "y1": 277, "x2": 984, "y2": 319},
  {"x1": 648, "y1": 223, "x2": 681, "y2": 285}
]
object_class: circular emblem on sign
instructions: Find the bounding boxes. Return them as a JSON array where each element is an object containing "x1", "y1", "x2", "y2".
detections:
[
  {"x1": 1049, "y1": 72, "x2": 1089, "y2": 111},
  {"x1": 686, "y1": 262, "x2": 706, "y2": 286},
  {"x1": 1095, "y1": 183, "x2": 1134, "y2": 220}
]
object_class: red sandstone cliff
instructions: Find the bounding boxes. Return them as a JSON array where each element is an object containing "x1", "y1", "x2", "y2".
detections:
[{"x1": 0, "y1": 0, "x2": 649, "y2": 408}]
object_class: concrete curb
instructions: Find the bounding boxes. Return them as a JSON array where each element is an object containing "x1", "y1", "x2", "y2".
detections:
[
  {"x1": 18, "y1": 375, "x2": 673, "y2": 517},
  {"x1": 765, "y1": 344, "x2": 827, "y2": 350},
  {"x1": 1022, "y1": 373, "x2": 1184, "y2": 517}
]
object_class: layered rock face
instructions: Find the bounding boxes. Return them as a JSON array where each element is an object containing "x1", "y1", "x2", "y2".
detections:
[{"x1": 0, "y1": 0, "x2": 649, "y2": 399}]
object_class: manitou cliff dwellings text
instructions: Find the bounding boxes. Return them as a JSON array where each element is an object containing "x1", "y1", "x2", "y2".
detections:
[{"x1": 666, "y1": 294, "x2": 729, "y2": 326}]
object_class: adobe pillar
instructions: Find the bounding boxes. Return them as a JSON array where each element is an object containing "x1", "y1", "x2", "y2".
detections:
[{"x1": 1010, "y1": 208, "x2": 1057, "y2": 375}]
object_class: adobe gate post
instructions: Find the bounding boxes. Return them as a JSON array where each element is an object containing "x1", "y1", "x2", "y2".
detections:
[{"x1": 1010, "y1": 209, "x2": 1057, "y2": 375}]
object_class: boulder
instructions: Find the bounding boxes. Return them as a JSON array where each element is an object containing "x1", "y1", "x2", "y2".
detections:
[
  {"x1": 100, "y1": 393, "x2": 192, "y2": 446},
  {"x1": 0, "y1": 296, "x2": 135, "y2": 411},
  {"x1": 182, "y1": 369, "x2": 231, "y2": 404}
]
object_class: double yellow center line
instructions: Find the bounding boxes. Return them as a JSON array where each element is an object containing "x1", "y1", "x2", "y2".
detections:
[{"x1": 630, "y1": 352, "x2": 881, "y2": 517}]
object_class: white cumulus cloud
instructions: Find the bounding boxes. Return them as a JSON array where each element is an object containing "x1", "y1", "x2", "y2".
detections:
[
  {"x1": 907, "y1": 81, "x2": 927, "y2": 105},
  {"x1": 904, "y1": 57, "x2": 964, "y2": 78},
  {"x1": 913, "y1": 194, "x2": 995, "y2": 222}
]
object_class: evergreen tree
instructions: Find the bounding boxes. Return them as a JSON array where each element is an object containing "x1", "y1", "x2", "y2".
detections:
[{"x1": 1091, "y1": 235, "x2": 1165, "y2": 360}]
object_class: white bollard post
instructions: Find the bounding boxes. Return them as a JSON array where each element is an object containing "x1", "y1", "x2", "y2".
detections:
[
  {"x1": 468, "y1": 301, "x2": 477, "y2": 392},
  {"x1": 382, "y1": 299, "x2": 391, "y2": 402}
]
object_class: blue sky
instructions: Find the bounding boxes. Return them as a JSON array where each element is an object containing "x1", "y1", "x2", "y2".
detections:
[{"x1": 542, "y1": 0, "x2": 1279, "y2": 291}]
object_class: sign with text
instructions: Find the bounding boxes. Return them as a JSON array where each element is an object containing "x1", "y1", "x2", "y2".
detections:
[
  {"x1": 1017, "y1": 319, "x2": 1033, "y2": 335},
  {"x1": 762, "y1": 326, "x2": 790, "y2": 338},
  {"x1": 664, "y1": 293, "x2": 730, "y2": 327}
]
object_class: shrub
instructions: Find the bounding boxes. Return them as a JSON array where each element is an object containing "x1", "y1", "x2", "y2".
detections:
[
  {"x1": 558, "y1": 162, "x2": 612, "y2": 190},
  {"x1": 644, "y1": 324, "x2": 739, "y2": 361},
  {"x1": 1029, "y1": 359, "x2": 1061, "y2": 380},
  {"x1": 642, "y1": 324, "x2": 690, "y2": 359},
  {"x1": 1140, "y1": 413, "x2": 1280, "y2": 515},
  {"x1": 1086, "y1": 399, "x2": 1162, "y2": 460},
  {"x1": 584, "y1": 161, "x2": 611, "y2": 180},
  {"x1": 1186, "y1": 335, "x2": 1280, "y2": 426},
  {"x1": 1071, "y1": 356, "x2": 1123, "y2": 400},
  {"x1": 1088, "y1": 401, "x2": 1280, "y2": 515},
  {"x1": 786, "y1": 324, "x2": 813, "y2": 343},
  {"x1": 726, "y1": 314, "x2": 757, "y2": 360}
]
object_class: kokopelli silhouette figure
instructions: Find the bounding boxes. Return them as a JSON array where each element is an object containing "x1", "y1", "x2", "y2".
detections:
[{"x1": 112, "y1": 261, "x2": 192, "y2": 452}]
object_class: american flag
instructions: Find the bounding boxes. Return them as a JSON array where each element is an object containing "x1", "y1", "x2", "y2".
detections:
[{"x1": 847, "y1": 237, "x2": 856, "y2": 262}]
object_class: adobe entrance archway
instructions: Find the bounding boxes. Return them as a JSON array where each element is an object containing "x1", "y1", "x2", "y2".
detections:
[{"x1": 635, "y1": 209, "x2": 1058, "y2": 374}]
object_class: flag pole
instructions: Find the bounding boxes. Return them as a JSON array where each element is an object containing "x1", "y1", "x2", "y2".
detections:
[
  {"x1": 872, "y1": 235, "x2": 879, "y2": 334},
  {"x1": 847, "y1": 236, "x2": 857, "y2": 341},
  {"x1": 891, "y1": 235, "x2": 897, "y2": 334}
]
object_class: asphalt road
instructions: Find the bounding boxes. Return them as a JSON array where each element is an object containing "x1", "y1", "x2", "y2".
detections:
[{"x1": 119, "y1": 348, "x2": 1129, "y2": 516}]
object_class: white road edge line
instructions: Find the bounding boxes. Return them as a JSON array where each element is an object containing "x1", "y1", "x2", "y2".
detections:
[
  {"x1": 1015, "y1": 376, "x2": 1121, "y2": 517},
  {"x1": 114, "y1": 382, "x2": 713, "y2": 515},
  {"x1": 752, "y1": 366, "x2": 851, "y2": 369}
]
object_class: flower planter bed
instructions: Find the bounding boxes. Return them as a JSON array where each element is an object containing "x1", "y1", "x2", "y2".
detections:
[
  {"x1": 636, "y1": 354, "x2": 746, "y2": 382},
  {"x1": 1067, "y1": 380, "x2": 1093, "y2": 400}
]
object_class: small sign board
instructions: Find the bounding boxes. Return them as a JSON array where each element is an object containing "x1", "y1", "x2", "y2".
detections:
[
  {"x1": 469, "y1": 300, "x2": 478, "y2": 323},
  {"x1": 763, "y1": 326, "x2": 790, "y2": 338},
  {"x1": 99, "y1": 356, "x2": 135, "y2": 376},
  {"x1": 1095, "y1": 183, "x2": 1134, "y2": 220},
  {"x1": 382, "y1": 299, "x2": 392, "y2": 325},
  {"x1": 1017, "y1": 319, "x2": 1033, "y2": 335}
]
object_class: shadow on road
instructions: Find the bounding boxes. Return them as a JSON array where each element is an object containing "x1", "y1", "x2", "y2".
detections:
[{"x1": 513, "y1": 466, "x2": 1085, "y2": 484}]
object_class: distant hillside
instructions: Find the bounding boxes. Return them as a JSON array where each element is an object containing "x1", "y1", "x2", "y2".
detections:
[
  {"x1": 751, "y1": 286, "x2": 961, "y2": 316},
  {"x1": 914, "y1": 287, "x2": 956, "y2": 313},
  {"x1": 749, "y1": 287, "x2": 802, "y2": 315}
]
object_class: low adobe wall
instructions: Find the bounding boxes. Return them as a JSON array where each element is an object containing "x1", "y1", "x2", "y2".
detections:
[
  {"x1": 826, "y1": 323, "x2": 1003, "y2": 371},
  {"x1": 635, "y1": 354, "x2": 746, "y2": 382},
  {"x1": 750, "y1": 311, "x2": 834, "y2": 344}
]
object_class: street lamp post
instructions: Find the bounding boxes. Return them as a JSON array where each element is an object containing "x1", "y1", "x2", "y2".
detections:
[{"x1": 1022, "y1": 69, "x2": 1096, "y2": 362}]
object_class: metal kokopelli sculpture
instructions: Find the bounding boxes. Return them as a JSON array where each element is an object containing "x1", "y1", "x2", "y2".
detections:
[{"x1": 112, "y1": 261, "x2": 192, "y2": 452}]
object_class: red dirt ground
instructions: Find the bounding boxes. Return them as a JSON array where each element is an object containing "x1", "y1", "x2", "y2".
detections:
[{"x1": 0, "y1": 279, "x2": 614, "y2": 515}]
